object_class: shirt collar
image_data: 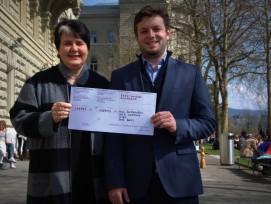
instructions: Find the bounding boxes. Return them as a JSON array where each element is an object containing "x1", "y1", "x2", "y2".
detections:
[
  {"x1": 58, "y1": 62, "x2": 88, "y2": 83},
  {"x1": 141, "y1": 52, "x2": 168, "y2": 69}
]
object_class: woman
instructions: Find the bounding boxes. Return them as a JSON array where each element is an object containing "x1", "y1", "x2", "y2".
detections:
[
  {"x1": 240, "y1": 135, "x2": 261, "y2": 158},
  {"x1": 10, "y1": 19, "x2": 109, "y2": 204},
  {"x1": 5, "y1": 127, "x2": 17, "y2": 168},
  {"x1": 0, "y1": 120, "x2": 7, "y2": 168}
]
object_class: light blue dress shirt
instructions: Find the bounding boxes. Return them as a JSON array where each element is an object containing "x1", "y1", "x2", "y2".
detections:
[{"x1": 142, "y1": 53, "x2": 167, "y2": 84}]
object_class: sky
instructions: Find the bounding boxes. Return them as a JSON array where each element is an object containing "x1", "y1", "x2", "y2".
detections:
[
  {"x1": 228, "y1": 90, "x2": 256, "y2": 110},
  {"x1": 83, "y1": 0, "x2": 118, "y2": 5},
  {"x1": 228, "y1": 84, "x2": 264, "y2": 110}
]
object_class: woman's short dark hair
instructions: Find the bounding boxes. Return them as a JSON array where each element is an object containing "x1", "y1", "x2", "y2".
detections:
[
  {"x1": 54, "y1": 19, "x2": 90, "y2": 50},
  {"x1": 0, "y1": 120, "x2": 7, "y2": 128},
  {"x1": 134, "y1": 5, "x2": 170, "y2": 37}
]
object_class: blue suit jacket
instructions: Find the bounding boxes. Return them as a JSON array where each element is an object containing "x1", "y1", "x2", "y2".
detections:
[{"x1": 104, "y1": 56, "x2": 216, "y2": 198}]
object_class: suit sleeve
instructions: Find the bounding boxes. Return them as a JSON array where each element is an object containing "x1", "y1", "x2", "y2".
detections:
[{"x1": 174, "y1": 65, "x2": 216, "y2": 144}]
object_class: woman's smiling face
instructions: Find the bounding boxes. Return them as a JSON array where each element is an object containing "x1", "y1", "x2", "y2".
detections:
[{"x1": 58, "y1": 33, "x2": 89, "y2": 70}]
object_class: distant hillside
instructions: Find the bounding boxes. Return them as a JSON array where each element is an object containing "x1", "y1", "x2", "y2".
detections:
[{"x1": 228, "y1": 108, "x2": 265, "y2": 117}]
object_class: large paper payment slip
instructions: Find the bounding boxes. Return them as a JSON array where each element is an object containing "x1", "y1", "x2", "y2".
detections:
[{"x1": 68, "y1": 87, "x2": 157, "y2": 136}]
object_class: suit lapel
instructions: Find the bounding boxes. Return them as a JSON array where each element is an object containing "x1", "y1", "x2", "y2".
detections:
[
  {"x1": 157, "y1": 58, "x2": 176, "y2": 111},
  {"x1": 128, "y1": 61, "x2": 144, "y2": 92},
  {"x1": 127, "y1": 58, "x2": 178, "y2": 111}
]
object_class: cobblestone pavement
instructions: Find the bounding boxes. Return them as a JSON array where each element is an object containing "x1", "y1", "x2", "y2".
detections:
[{"x1": 0, "y1": 154, "x2": 270, "y2": 204}]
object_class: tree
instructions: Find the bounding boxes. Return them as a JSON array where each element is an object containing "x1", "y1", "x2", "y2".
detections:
[
  {"x1": 169, "y1": 0, "x2": 261, "y2": 134},
  {"x1": 253, "y1": 0, "x2": 271, "y2": 134}
]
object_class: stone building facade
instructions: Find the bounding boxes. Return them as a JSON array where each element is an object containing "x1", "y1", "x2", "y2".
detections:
[
  {"x1": 79, "y1": 4, "x2": 120, "y2": 79},
  {"x1": 0, "y1": 0, "x2": 82, "y2": 126}
]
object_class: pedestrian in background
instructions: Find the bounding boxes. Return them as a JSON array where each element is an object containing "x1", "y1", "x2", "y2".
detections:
[
  {"x1": 10, "y1": 19, "x2": 109, "y2": 204},
  {"x1": 104, "y1": 5, "x2": 216, "y2": 204},
  {"x1": 0, "y1": 120, "x2": 8, "y2": 169},
  {"x1": 212, "y1": 137, "x2": 220, "y2": 150},
  {"x1": 0, "y1": 121, "x2": 16, "y2": 169},
  {"x1": 5, "y1": 127, "x2": 17, "y2": 168},
  {"x1": 241, "y1": 128, "x2": 247, "y2": 138},
  {"x1": 240, "y1": 134, "x2": 261, "y2": 158},
  {"x1": 16, "y1": 133, "x2": 28, "y2": 161},
  {"x1": 234, "y1": 134, "x2": 241, "y2": 150},
  {"x1": 238, "y1": 133, "x2": 246, "y2": 148}
]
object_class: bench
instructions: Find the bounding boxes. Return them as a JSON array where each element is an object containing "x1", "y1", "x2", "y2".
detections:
[
  {"x1": 254, "y1": 155, "x2": 271, "y2": 175},
  {"x1": 235, "y1": 157, "x2": 252, "y2": 170},
  {"x1": 258, "y1": 162, "x2": 271, "y2": 168},
  {"x1": 256, "y1": 159, "x2": 271, "y2": 176},
  {"x1": 236, "y1": 155, "x2": 271, "y2": 176},
  {"x1": 236, "y1": 157, "x2": 267, "y2": 175}
]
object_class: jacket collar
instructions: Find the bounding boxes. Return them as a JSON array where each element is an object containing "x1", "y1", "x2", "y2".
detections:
[
  {"x1": 136, "y1": 50, "x2": 173, "y2": 65},
  {"x1": 58, "y1": 62, "x2": 89, "y2": 86},
  {"x1": 133, "y1": 51, "x2": 175, "y2": 110}
]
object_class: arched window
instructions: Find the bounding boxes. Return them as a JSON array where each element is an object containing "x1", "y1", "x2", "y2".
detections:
[
  {"x1": 90, "y1": 57, "x2": 97, "y2": 72},
  {"x1": 90, "y1": 31, "x2": 97, "y2": 43},
  {"x1": 108, "y1": 31, "x2": 116, "y2": 43}
]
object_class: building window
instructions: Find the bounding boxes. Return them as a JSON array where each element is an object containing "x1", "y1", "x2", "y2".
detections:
[
  {"x1": 90, "y1": 57, "x2": 97, "y2": 72},
  {"x1": 108, "y1": 56, "x2": 113, "y2": 70},
  {"x1": 90, "y1": 31, "x2": 97, "y2": 43},
  {"x1": 108, "y1": 31, "x2": 116, "y2": 43}
]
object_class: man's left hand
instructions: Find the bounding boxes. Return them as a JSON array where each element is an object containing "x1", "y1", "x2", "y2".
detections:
[{"x1": 151, "y1": 111, "x2": 176, "y2": 134}]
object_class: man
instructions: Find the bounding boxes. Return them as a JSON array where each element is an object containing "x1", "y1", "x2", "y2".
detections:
[{"x1": 104, "y1": 5, "x2": 216, "y2": 204}]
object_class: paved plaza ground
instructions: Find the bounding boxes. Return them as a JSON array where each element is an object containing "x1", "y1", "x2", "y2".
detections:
[
  {"x1": 200, "y1": 154, "x2": 271, "y2": 203},
  {"x1": 0, "y1": 154, "x2": 270, "y2": 204}
]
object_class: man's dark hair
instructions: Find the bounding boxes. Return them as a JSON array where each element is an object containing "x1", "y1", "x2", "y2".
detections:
[
  {"x1": 54, "y1": 19, "x2": 90, "y2": 50},
  {"x1": 134, "y1": 5, "x2": 170, "y2": 37}
]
